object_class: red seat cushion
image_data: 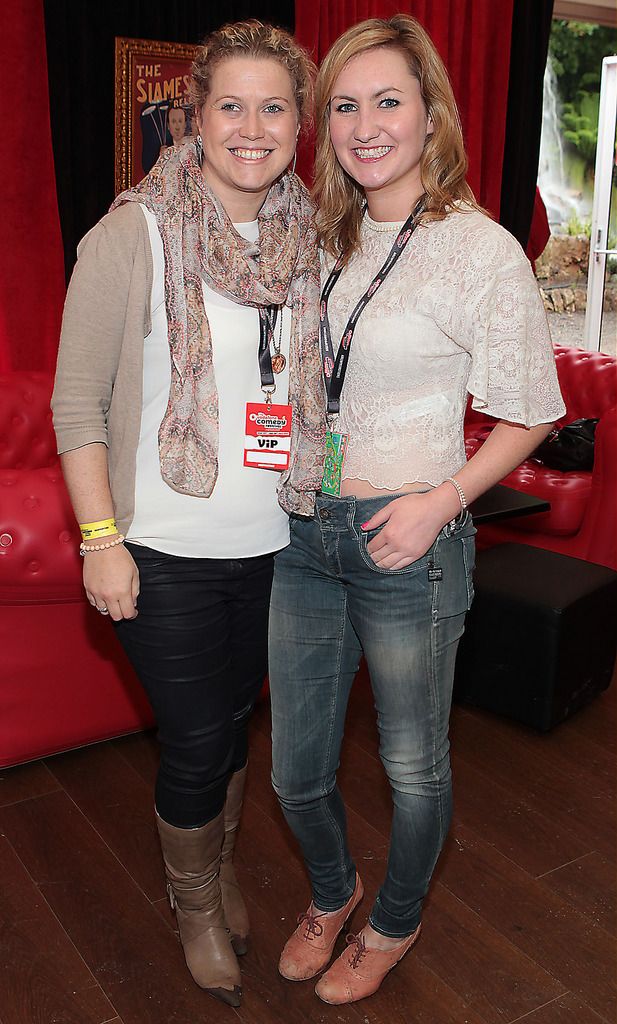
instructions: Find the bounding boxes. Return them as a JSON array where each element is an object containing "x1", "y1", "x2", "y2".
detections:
[
  {"x1": 0, "y1": 372, "x2": 58, "y2": 470},
  {"x1": 498, "y1": 465, "x2": 591, "y2": 536},
  {"x1": 464, "y1": 432, "x2": 591, "y2": 537},
  {"x1": 0, "y1": 467, "x2": 83, "y2": 603}
]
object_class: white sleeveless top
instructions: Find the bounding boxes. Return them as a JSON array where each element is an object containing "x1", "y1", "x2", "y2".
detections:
[
  {"x1": 127, "y1": 205, "x2": 291, "y2": 557},
  {"x1": 323, "y1": 208, "x2": 565, "y2": 490}
]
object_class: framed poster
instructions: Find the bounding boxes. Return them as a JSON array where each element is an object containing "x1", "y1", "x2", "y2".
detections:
[{"x1": 114, "y1": 37, "x2": 197, "y2": 194}]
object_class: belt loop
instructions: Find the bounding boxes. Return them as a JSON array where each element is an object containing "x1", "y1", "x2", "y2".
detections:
[
  {"x1": 444, "y1": 510, "x2": 468, "y2": 538},
  {"x1": 348, "y1": 495, "x2": 356, "y2": 529}
]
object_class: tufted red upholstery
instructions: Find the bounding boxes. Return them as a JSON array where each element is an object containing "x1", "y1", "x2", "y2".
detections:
[
  {"x1": 465, "y1": 345, "x2": 617, "y2": 569},
  {"x1": 0, "y1": 372, "x2": 58, "y2": 469},
  {"x1": 0, "y1": 372, "x2": 153, "y2": 768}
]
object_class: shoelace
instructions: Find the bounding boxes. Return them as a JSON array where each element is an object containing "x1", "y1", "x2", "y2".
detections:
[
  {"x1": 346, "y1": 932, "x2": 367, "y2": 969},
  {"x1": 296, "y1": 908, "x2": 325, "y2": 941}
]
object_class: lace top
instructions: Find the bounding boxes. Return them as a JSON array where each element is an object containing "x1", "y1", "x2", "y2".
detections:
[{"x1": 322, "y1": 208, "x2": 565, "y2": 489}]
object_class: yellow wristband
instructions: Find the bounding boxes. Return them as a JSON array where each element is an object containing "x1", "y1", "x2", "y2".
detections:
[{"x1": 79, "y1": 518, "x2": 118, "y2": 540}]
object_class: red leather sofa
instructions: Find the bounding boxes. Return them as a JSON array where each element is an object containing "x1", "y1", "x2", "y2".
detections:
[
  {"x1": 465, "y1": 344, "x2": 617, "y2": 571},
  {"x1": 1, "y1": 346, "x2": 614, "y2": 766},
  {"x1": 0, "y1": 372, "x2": 153, "y2": 769}
]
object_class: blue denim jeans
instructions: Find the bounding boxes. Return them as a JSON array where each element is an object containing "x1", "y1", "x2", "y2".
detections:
[{"x1": 269, "y1": 493, "x2": 475, "y2": 938}]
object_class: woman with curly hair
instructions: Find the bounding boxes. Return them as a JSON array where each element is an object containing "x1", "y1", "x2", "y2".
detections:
[{"x1": 52, "y1": 20, "x2": 323, "y2": 1007}]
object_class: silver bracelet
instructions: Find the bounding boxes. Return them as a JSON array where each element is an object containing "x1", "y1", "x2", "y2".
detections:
[{"x1": 445, "y1": 477, "x2": 467, "y2": 514}]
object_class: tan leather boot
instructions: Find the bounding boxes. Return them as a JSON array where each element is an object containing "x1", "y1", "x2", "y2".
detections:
[
  {"x1": 156, "y1": 811, "x2": 242, "y2": 1006},
  {"x1": 220, "y1": 765, "x2": 250, "y2": 956}
]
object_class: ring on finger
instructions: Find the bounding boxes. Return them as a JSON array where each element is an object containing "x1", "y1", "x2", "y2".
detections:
[{"x1": 96, "y1": 606, "x2": 109, "y2": 615}]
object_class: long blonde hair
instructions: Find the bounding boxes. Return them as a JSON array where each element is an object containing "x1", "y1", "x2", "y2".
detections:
[
  {"x1": 191, "y1": 20, "x2": 315, "y2": 135},
  {"x1": 314, "y1": 15, "x2": 481, "y2": 264}
]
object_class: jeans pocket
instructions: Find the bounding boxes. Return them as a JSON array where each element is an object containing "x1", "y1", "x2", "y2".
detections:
[
  {"x1": 431, "y1": 532, "x2": 475, "y2": 619},
  {"x1": 462, "y1": 535, "x2": 475, "y2": 608},
  {"x1": 358, "y1": 527, "x2": 433, "y2": 576},
  {"x1": 125, "y1": 543, "x2": 176, "y2": 572},
  {"x1": 289, "y1": 513, "x2": 310, "y2": 535}
]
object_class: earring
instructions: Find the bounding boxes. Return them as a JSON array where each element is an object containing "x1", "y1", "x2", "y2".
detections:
[
  {"x1": 195, "y1": 134, "x2": 204, "y2": 166},
  {"x1": 289, "y1": 151, "x2": 297, "y2": 176}
]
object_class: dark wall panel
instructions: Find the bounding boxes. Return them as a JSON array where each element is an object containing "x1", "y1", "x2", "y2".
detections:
[{"x1": 499, "y1": 0, "x2": 554, "y2": 248}]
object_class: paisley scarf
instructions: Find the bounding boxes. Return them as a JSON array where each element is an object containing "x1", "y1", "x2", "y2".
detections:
[{"x1": 111, "y1": 142, "x2": 324, "y2": 508}]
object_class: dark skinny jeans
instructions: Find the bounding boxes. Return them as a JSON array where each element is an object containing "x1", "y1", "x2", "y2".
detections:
[{"x1": 114, "y1": 543, "x2": 273, "y2": 829}]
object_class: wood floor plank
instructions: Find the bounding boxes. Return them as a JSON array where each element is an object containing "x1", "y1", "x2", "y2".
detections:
[
  {"x1": 0, "y1": 836, "x2": 118, "y2": 1024},
  {"x1": 450, "y1": 713, "x2": 616, "y2": 860},
  {"x1": 452, "y1": 704, "x2": 615, "y2": 800},
  {"x1": 0, "y1": 760, "x2": 61, "y2": 808},
  {"x1": 0, "y1": 791, "x2": 240, "y2": 1024},
  {"x1": 556, "y1": 680, "x2": 616, "y2": 754},
  {"x1": 112, "y1": 731, "x2": 159, "y2": 789},
  {"x1": 504, "y1": 719, "x2": 614, "y2": 797},
  {"x1": 3, "y1": 660, "x2": 608, "y2": 1024},
  {"x1": 416, "y1": 879, "x2": 566, "y2": 1023},
  {"x1": 537, "y1": 852, "x2": 616, "y2": 937},
  {"x1": 437, "y1": 824, "x2": 615, "y2": 1022},
  {"x1": 448, "y1": 752, "x2": 594, "y2": 876},
  {"x1": 47, "y1": 743, "x2": 165, "y2": 902},
  {"x1": 508, "y1": 990, "x2": 610, "y2": 1023},
  {"x1": 152, "y1": 895, "x2": 176, "y2": 930}
]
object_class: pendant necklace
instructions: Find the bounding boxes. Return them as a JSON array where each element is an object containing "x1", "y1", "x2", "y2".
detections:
[{"x1": 269, "y1": 306, "x2": 286, "y2": 374}]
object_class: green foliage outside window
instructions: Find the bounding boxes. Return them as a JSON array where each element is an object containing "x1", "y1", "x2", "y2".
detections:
[{"x1": 549, "y1": 20, "x2": 617, "y2": 172}]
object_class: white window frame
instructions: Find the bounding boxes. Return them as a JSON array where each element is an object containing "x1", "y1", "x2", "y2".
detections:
[{"x1": 583, "y1": 55, "x2": 617, "y2": 351}]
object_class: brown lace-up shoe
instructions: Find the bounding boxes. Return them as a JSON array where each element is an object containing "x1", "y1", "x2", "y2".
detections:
[
  {"x1": 315, "y1": 924, "x2": 421, "y2": 1004},
  {"x1": 278, "y1": 873, "x2": 364, "y2": 982}
]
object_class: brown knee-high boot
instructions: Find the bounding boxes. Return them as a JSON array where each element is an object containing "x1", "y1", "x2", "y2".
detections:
[
  {"x1": 156, "y1": 810, "x2": 242, "y2": 1006},
  {"x1": 220, "y1": 765, "x2": 250, "y2": 956}
]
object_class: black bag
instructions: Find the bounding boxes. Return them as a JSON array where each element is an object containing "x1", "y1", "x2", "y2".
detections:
[{"x1": 532, "y1": 418, "x2": 599, "y2": 472}]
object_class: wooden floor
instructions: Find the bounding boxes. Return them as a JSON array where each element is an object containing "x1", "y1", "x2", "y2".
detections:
[{"x1": 0, "y1": 668, "x2": 614, "y2": 1024}]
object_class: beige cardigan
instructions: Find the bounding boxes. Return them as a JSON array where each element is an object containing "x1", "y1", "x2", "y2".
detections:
[{"x1": 52, "y1": 203, "x2": 324, "y2": 535}]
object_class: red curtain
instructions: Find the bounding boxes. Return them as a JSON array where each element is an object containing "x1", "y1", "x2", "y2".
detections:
[
  {"x1": 0, "y1": 0, "x2": 65, "y2": 372},
  {"x1": 295, "y1": 0, "x2": 514, "y2": 219}
]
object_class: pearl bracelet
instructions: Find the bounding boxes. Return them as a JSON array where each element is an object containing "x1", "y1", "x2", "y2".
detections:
[
  {"x1": 445, "y1": 476, "x2": 467, "y2": 514},
  {"x1": 80, "y1": 534, "x2": 125, "y2": 556}
]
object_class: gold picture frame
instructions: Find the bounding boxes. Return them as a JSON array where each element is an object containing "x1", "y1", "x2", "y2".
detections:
[{"x1": 114, "y1": 37, "x2": 196, "y2": 194}]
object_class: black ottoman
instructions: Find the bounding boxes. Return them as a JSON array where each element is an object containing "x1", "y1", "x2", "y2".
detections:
[{"x1": 454, "y1": 543, "x2": 617, "y2": 731}]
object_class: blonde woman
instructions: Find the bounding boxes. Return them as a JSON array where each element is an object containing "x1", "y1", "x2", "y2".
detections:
[
  {"x1": 269, "y1": 15, "x2": 564, "y2": 1006},
  {"x1": 52, "y1": 21, "x2": 323, "y2": 1007}
]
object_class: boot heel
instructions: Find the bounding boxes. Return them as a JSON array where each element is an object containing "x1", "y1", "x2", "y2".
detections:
[{"x1": 230, "y1": 934, "x2": 249, "y2": 957}]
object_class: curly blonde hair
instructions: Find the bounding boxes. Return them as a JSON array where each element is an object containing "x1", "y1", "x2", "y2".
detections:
[
  {"x1": 314, "y1": 15, "x2": 482, "y2": 264},
  {"x1": 191, "y1": 20, "x2": 315, "y2": 135}
]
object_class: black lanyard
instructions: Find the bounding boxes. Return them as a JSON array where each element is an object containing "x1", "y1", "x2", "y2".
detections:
[
  {"x1": 257, "y1": 305, "x2": 279, "y2": 390},
  {"x1": 319, "y1": 196, "x2": 425, "y2": 415}
]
